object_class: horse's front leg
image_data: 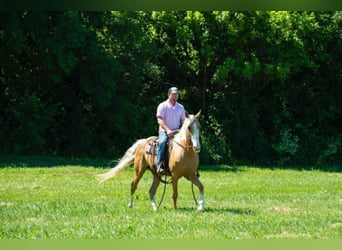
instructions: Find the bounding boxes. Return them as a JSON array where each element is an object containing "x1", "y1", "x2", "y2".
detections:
[
  {"x1": 128, "y1": 195, "x2": 134, "y2": 208},
  {"x1": 187, "y1": 174, "x2": 204, "y2": 211},
  {"x1": 172, "y1": 177, "x2": 179, "y2": 210},
  {"x1": 149, "y1": 174, "x2": 161, "y2": 211},
  {"x1": 198, "y1": 193, "x2": 205, "y2": 211}
]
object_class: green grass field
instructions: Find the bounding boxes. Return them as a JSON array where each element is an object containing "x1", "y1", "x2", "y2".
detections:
[{"x1": 0, "y1": 157, "x2": 341, "y2": 239}]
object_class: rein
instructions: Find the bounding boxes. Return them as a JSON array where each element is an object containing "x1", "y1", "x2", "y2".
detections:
[{"x1": 170, "y1": 138, "x2": 193, "y2": 150}]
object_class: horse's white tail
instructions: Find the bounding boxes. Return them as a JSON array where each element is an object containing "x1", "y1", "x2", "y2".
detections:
[{"x1": 98, "y1": 139, "x2": 144, "y2": 183}]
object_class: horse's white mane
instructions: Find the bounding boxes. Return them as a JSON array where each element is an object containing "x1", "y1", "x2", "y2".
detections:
[{"x1": 174, "y1": 115, "x2": 195, "y2": 141}]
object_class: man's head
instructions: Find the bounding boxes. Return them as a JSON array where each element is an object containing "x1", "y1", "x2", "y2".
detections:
[{"x1": 168, "y1": 87, "x2": 180, "y2": 103}]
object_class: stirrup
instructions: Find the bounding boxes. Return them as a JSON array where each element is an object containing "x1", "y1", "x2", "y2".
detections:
[{"x1": 157, "y1": 167, "x2": 166, "y2": 174}]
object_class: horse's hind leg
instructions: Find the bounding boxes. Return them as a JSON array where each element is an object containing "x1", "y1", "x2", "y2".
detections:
[
  {"x1": 186, "y1": 174, "x2": 204, "y2": 211},
  {"x1": 149, "y1": 175, "x2": 160, "y2": 211},
  {"x1": 128, "y1": 163, "x2": 147, "y2": 209}
]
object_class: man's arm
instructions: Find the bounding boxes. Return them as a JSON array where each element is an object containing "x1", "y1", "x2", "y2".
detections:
[{"x1": 157, "y1": 116, "x2": 175, "y2": 138}]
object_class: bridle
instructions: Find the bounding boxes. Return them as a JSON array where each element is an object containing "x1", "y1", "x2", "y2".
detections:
[{"x1": 171, "y1": 116, "x2": 200, "y2": 152}]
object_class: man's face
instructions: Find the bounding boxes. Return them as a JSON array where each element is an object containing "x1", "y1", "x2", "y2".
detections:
[{"x1": 169, "y1": 92, "x2": 179, "y2": 102}]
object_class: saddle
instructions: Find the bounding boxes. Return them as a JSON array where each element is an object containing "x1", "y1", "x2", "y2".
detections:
[
  {"x1": 144, "y1": 136, "x2": 159, "y2": 155},
  {"x1": 144, "y1": 136, "x2": 171, "y2": 172}
]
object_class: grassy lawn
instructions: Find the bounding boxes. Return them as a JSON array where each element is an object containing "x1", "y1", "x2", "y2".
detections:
[{"x1": 0, "y1": 157, "x2": 341, "y2": 239}]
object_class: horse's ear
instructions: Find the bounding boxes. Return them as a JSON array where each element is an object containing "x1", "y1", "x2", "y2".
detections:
[
  {"x1": 185, "y1": 111, "x2": 189, "y2": 117},
  {"x1": 195, "y1": 110, "x2": 201, "y2": 119}
]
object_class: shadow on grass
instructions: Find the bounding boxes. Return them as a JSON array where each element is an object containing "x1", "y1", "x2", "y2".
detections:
[
  {"x1": 201, "y1": 163, "x2": 341, "y2": 173},
  {"x1": 206, "y1": 207, "x2": 256, "y2": 215},
  {"x1": 199, "y1": 165, "x2": 247, "y2": 173},
  {"x1": 175, "y1": 206, "x2": 256, "y2": 215}
]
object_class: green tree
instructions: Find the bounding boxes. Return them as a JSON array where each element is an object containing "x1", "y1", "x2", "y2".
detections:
[{"x1": 0, "y1": 11, "x2": 340, "y2": 168}]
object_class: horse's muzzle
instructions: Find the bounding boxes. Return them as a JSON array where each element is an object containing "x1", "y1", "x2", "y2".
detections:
[{"x1": 193, "y1": 146, "x2": 201, "y2": 153}]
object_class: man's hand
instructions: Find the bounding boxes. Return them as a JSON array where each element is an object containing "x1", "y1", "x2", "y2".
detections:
[
  {"x1": 167, "y1": 130, "x2": 180, "y2": 138},
  {"x1": 167, "y1": 130, "x2": 175, "y2": 138}
]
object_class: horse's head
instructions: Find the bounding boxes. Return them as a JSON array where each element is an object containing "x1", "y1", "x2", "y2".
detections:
[{"x1": 185, "y1": 110, "x2": 201, "y2": 153}]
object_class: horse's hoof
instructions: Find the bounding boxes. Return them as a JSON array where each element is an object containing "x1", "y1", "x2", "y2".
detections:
[
  {"x1": 151, "y1": 203, "x2": 157, "y2": 211},
  {"x1": 197, "y1": 205, "x2": 204, "y2": 211}
]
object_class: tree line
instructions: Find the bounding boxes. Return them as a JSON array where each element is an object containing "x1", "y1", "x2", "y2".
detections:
[{"x1": 0, "y1": 11, "x2": 341, "y2": 168}]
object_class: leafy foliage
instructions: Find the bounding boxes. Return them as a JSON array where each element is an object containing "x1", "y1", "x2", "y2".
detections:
[{"x1": 0, "y1": 11, "x2": 341, "y2": 168}]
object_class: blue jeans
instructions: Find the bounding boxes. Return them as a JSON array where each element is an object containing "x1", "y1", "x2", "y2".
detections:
[{"x1": 157, "y1": 131, "x2": 169, "y2": 167}]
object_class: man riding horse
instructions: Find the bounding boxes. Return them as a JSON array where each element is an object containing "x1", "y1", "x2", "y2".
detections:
[
  {"x1": 156, "y1": 87, "x2": 185, "y2": 174},
  {"x1": 98, "y1": 87, "x2": 204, "y2": 211}
]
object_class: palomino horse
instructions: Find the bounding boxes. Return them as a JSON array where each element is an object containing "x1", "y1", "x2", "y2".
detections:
[{"x1": 99, "y1": 110, "x2": 204, "y2": 211}]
